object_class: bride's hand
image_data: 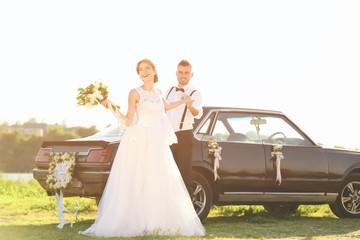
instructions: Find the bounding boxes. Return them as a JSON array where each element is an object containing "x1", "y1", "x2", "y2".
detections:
[
  {"x1": 183, "y1": 95, "x2": 194, "y2": 104},
  {"x1": 100, "y1": 99, "x2": 110, "y2": 109}
]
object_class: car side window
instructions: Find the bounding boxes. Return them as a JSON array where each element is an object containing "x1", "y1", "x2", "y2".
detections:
[
  {"x1": 198, "y1": 112, "x2": 216, "y2": 135},
  {"x1": 211, "y1": 112, "x2": 260, "y2": 143},
  {"x1": 212, "y1": 120, "x2": 230, "y2": 141},
  {"x1": 256, "y1": 115, "x2": 312, "y2": 146}
]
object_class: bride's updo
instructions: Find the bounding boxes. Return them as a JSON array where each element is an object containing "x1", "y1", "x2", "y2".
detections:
[{"x1": 136, "y1": 59, "x2": 159, "y2": 83}]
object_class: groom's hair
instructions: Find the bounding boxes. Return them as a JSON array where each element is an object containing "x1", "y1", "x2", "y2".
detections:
[
  {"x1": 136, "y1": 59, "x2": 159, "y2": 83},
  {"x1": 177, "y1": 59, "x2": 192, "y2": 71}
]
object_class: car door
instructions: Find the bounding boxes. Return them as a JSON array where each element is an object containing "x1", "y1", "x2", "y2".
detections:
[
  {"x1": 199, "y1": 111, "x2": 266, "y2": 192},
  {"x1": 255, "y1": 114, "x2": 329, "y2": 192}
]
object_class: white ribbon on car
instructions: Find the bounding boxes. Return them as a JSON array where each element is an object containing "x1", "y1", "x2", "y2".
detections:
[
  {"x1": 271, "y1": 151, "x2": 284, "y2": 185},
  {"x1": 209, "y1": 147, "x2": 222, "y2": 181},
  {"x1": 55, "y1": 190, "x2": 80, "y2": 229},
  {"x1": 107, "y1": 99, "x2": 126, "y2": 135}
]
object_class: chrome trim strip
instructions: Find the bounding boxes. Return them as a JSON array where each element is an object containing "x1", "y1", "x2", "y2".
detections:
[
  {"x1": 224, "y1": 192, "x2": 263, "y2": 195},
  {"x1": 264, "y1": 192, "x2": 325, "y2": 196},
  {"x1": 223, "y1": 192, "x2": 338, "y2": 196},
  {"x1": 41, "y1": 148, "x2": 53, "y2": 151},
  {"x1": 51, "y1": 148, "x2": 104, "y2": 156},
  {"x1": 78, "y1": 171, "x2": 110, "y2": 174},
  {"x1": 218, "y1": 192, "x2": 338, "y2": 203},
  {"x1": 326, "y1": 193, "x2": 338, "y2": 196}
]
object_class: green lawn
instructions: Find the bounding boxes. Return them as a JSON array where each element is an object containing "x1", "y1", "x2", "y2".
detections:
[{"x1": 1, "y1": 177, "x2": 360, "y2": 240}]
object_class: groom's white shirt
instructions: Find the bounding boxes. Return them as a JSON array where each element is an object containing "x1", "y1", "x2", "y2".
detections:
[{"x1": 166, "y1": 84, "x2": 203, "y2": 132}]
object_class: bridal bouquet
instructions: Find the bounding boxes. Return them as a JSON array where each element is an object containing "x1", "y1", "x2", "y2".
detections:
[{"x1": 76, "y1": 81, "x2": 120, "y2": 112}]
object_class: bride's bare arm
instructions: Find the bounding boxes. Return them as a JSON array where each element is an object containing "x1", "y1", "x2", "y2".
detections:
[
  {"x1": 162, "y1": 95, "x2": 194, "y2": 111},
  {"x1": 101, "y1": 89, "x2": 139, "y2": 127}
]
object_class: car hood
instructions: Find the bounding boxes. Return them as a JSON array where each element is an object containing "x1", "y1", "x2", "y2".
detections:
[
  {"x1": 323, "y1": 146, "x2": 360, "y2": 155},
  {"x1": 68, "y1": 136, "x2": 121, "y2": 143}
]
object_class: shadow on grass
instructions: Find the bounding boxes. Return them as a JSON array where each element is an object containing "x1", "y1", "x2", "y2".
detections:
[
  {"x1": 203, "y1": 212, "x2": 360, "y2": 239},
  {"x1": 0, "y1": 220, "x2": 199, "y2": 240},
  {"x1": 2, "y1": 215, "x2": 360, "y2": 240},
  {"x1": 0, "y1": 220, "x2": 96, "y2": 240}
]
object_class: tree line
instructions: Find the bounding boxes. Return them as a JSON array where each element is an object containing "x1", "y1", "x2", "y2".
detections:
[{"x1": 0, "y1": 123, "x2": 99, "y2": 173}]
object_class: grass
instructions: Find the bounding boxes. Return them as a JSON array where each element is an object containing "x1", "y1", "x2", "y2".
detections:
[{"x1": 1, "y1": 177, "x2": 360, "y2": 240}]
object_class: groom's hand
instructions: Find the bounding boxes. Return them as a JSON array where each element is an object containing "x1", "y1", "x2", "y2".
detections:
[{"x1": 184, "y1": 96, "x2": 195, "y2": 107}]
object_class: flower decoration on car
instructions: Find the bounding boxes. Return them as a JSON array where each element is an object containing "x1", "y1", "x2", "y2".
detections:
[
  {"x1": 46, "y1": 152, "x2": 80, "y2": 229},
  {"x1": 76, "y1": 80, "x2": 120, "y2": 112},
  {"x1": 208, "y1": 138, "x2": 222, "y2": 181},
  {"x1": 271, "y1": 144, "x2": 284, "y2": 185},
  {"x1": 46, "y1": 152, "x2": 77, "y2": 191}
]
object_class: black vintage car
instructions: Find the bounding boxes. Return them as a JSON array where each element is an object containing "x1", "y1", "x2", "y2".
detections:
[{"x1": 33, "y1": 106, "x2": 360, "y2": 220}]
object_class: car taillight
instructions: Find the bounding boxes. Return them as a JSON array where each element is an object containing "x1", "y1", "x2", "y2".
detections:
[
  {"x1": 35, "y1": 148, "x2": 52, "y2": 162},
  {"x1": 86, "y1": 149, "x2": 111, "y2": 163}
]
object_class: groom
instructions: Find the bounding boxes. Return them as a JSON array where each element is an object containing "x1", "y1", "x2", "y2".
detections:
[{"x1": 166, "y1": 59, "x2": 203, "y2": 199}]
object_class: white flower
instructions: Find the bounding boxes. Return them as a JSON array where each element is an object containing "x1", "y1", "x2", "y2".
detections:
[
  {"x1": 88, "y1": 94, "x2": 97, "y2": 103},
  {"x1": 95, "y1": 81, "x2": 101, "y2": 89},
  {"x1": 85, "y1": 102, "x2": 93, "y2": 109},
  {"x1": 93, "y1": 90, "x2": 103, "y2": 101},
  {"x1": 46, "y1": 178, "x2": 51, "y2": 184},
  {"x1": 273, "y1": 144, "x2": 282, "y2": 152},
  {"x1": 61, "y1": 153, "x2": 70, "y2": 161},
  {"x1": 54, "y1": 182, "x2": 62, "y2": 189}
]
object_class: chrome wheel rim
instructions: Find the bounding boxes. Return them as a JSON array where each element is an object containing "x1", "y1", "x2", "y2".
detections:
[
  {"x1": 192, "y1": 180, "x2": 206, "y2": 215},
  {"x1": 341, "y1": 181, "x2": 360, "y2": 215}
]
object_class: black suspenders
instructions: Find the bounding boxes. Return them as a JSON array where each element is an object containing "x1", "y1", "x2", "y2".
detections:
[
  {"x1": 166, "y1": 86, "x2": 175, "y2": 100},
  {"x1": 166, "y1": 86, "x2": 197, "y2": 130}
]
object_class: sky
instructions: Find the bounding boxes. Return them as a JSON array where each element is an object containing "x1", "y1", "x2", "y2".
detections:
[{"x1": 1, "y1": 0, "x2": 359, "y2": 148}]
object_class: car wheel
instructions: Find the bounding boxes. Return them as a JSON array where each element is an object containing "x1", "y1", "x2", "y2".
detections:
[
  {"x1": 263, "y1": 204, "x2": 299, "y2": 214},
  {"x1": 192, "y1": 171, "x2": 213, "y2": 221},
  {"x1": 329, "y1": 173, "x2": 360, "y2": 218}
]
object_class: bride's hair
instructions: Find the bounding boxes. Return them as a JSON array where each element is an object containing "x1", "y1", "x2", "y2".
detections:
[{"x1": 136, "y1": 59, "x2": 158, "y2": 83}]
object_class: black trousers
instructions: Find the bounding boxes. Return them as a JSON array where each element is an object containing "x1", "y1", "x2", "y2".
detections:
[{"x1": 170, "y1": 130, "x2": 194, "y2": 198}]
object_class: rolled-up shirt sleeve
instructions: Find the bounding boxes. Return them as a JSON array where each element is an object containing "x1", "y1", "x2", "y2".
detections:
[{"x1": 192, "y1": 91, "x2": 203, "y2": 119}]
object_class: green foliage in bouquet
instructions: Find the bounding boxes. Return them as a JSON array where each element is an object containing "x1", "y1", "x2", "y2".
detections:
[{"x1": 76, "y1": 81, "x2": 120, "y2": 111}]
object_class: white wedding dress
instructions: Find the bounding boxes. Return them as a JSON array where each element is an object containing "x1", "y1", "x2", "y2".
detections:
[{"x1": 79, "y1": 87, "x2": 205, "y2": 237}]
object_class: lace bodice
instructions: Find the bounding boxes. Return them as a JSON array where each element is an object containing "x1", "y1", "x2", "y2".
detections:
[{"x1": 135, "y1": 87, "x2": 165, "y2": 126}]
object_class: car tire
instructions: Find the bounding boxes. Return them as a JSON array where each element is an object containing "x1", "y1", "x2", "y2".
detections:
[
  {"x1": 192, "y1": 171, "x2": 213, "y2": 221},
  {"x1": 329, "y1": 173, "x2": 360, "y2": 218},
  {"x1": 263, "y1": 204, "x2": 299, "y2": 214}
]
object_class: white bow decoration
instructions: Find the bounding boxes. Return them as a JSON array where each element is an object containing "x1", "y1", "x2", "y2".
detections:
[
  {"x1": 271, "y1": 151, "x2": 284, "y2": 185},
  {"x1": 210, "y1": 147, "x2": 222, "y2": 181},
  {"x1": 55, "y1": 190, "x2": 80, "y2": 229},
  {"x1": 208, "y1": 139, "x2": 222, "y2": 181}
]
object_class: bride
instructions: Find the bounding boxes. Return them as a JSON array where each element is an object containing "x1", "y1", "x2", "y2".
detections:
[{"x1": 78, "y1": 59, "x2": 205, "y2": 237}]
